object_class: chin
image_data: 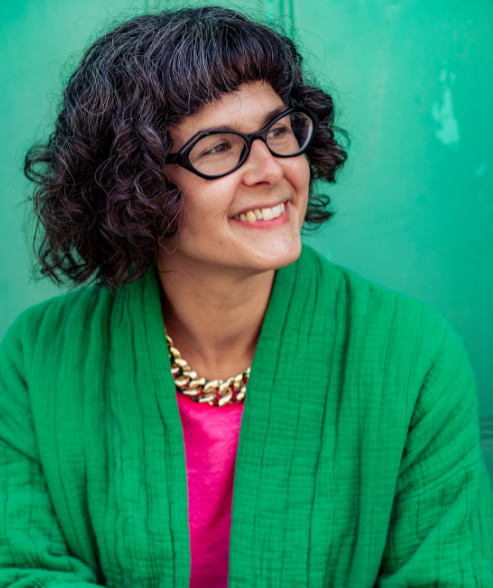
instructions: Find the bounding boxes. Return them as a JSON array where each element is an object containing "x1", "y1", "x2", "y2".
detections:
[{"x1": 248, "y1": 238, "x2": 303, "y2": 272}]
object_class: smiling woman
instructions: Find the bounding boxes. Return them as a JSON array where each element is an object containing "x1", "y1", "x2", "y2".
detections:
[{"x1": 0, "y1": 5, "x2": 492, "y2": 588}]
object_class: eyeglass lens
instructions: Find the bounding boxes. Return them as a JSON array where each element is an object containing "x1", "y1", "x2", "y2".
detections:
[{"x1": 188, "y1": 112, "x2": 314, "y2": 176}]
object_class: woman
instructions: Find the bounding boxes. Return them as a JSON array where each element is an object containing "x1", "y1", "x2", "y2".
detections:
[{"x1": 0, "y1": 6, "x2": 492, "y2": 588}]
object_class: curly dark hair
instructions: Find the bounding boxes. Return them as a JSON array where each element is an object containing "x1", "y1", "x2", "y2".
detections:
[{"x1": 23, "y1": 5, "x2": 348, "y2": 291}]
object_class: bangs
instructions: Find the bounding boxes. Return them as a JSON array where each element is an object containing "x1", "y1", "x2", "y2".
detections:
[{"x1": 153, "y1": 9, "x2": 298, "y2": 118}]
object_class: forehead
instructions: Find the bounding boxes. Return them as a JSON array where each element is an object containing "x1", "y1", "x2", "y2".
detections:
[{"x1": 169, "y1": 81, "x2": 286, "y2": 150}]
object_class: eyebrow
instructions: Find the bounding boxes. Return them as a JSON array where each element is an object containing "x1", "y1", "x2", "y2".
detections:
[{"x1": 196, "y1": 105, "x2": 288, "y2": 133}]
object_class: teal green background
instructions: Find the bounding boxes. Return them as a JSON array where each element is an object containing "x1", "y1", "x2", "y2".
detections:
[{"x1": 1, "y1": 1, "x2": 492, "y2": 471}]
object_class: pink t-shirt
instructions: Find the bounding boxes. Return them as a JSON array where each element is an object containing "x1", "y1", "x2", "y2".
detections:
[{"x1": 176, "y1": 392, "x2": 244, "y2": 588}]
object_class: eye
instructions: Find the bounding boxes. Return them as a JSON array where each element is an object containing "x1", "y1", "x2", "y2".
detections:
[
  {"x1": 202, "y1": 142, "x2": 231, "y2": 156},
  {"x1": 268, "y1": 125, "x2": 289, "y2": 139}
]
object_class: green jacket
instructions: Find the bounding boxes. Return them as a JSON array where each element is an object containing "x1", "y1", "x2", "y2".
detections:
[{"x1": 1, "y1": 244, "x2": 492, "y2": 587}]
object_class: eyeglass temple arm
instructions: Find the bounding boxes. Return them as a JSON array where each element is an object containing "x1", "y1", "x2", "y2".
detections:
[{"x1": 166, "y1": 153, "x2": 179, "y2": 164}]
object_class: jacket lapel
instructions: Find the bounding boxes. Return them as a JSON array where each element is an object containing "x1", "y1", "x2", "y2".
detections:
[
  {"x1": 124, "y1": 270, "x2": 190, "y2": 587},
  {"x1": 228, "y1": 245, "x2": 342, "y2": 587}
]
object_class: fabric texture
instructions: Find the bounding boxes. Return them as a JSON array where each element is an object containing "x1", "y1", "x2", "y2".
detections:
[
  {"x1": 176, "y1": 392, "x2": 244, "y2": 588},
  {"x1": 0, "y1": 243, "x2": 492, "y2": 588}
]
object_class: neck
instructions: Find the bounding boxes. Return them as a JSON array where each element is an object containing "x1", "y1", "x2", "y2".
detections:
[{"x1": 157, "y1": 251, "x2": 275, "y2": 382}]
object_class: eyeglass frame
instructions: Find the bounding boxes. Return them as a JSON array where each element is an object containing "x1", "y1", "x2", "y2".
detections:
[{"x1": 165, "y1": 105, "x2": 319, "y2": 180}]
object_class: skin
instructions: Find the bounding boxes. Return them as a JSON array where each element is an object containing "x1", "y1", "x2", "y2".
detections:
[{"x1": 158, "y1": 81, "x2": 310, "y2": 381}]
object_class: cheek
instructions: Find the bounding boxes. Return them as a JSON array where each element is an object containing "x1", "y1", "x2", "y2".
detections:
[
  {"x1": 287, "y1": 156, "x2": 311, "y2": 194},
  {"x1": 179, "y1": 176, "x2": 239, "y2": 228}
]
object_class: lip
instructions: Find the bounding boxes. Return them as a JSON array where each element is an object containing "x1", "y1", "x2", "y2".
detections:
[
  {"x1": 234, "y1": 199, "x2": 288, "y2": 218},
  {"x1": 232, "y1": 201, "x2": 289, "y2": 229}
]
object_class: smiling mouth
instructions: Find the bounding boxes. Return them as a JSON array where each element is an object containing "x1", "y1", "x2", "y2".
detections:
[{"x1": 234, "y1": 202, "x2": 286, "y2": 223}]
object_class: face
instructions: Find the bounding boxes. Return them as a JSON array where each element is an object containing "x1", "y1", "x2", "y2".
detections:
[{"x1": 162, "y1": 81, "x2": 311, "y2": 274}]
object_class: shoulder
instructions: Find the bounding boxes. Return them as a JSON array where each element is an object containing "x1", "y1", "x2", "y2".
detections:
[
  {"x1": 300, "y1": 246, "x2": 478, "y2": 457},
  {"x1": 0, "y1": 285, "x2": 117, "y2": 459},
  {"x1": 1, "y1": 284, "x2": 116, "y2": 371},
  {"x1": 300, "y1": 244, "x2": 470, "y2": 385},
  {"x1": 302, "y1": 243, "x2": 454, "y2": 329}
]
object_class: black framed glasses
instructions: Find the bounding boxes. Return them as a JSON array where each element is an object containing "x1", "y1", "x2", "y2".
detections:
[{"x1": 166, "y1": 105, "x2": 319, "y2": 180}]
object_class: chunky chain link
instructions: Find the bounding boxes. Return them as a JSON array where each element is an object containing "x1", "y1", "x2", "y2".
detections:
[{"x1": 166, "y1": 333, "x2": 249, "y2": 406}]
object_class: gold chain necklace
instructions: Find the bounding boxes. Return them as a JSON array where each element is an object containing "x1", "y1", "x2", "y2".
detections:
[{"x1": 166, "y1": 333, "x2": 250, "y2": 407}]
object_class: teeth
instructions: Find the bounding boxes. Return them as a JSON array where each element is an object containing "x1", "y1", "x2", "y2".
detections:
[
  {"x1": 246, "y1": 210, "x2": 257, "y2": 223},
  {"x1": 236, "y1": 202, "x2": 287, "y2": 223}
]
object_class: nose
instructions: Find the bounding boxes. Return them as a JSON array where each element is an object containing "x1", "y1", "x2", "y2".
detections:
[{"x1": 240, "y1": 138, "x2": 283, "y2": 187}]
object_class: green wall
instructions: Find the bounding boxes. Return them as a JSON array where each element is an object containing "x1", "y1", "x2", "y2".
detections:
[{"x1": 1, "y1": 1, "x2": 492, "y2": 469}]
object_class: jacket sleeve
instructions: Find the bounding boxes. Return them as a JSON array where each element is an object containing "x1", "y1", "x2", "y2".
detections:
[
  {"x1": 377, "y1": 313, "x2": 493, "y2": 586},
  {"x1": 0, "y1": 315, "x2": 103, "y2": 588}
]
